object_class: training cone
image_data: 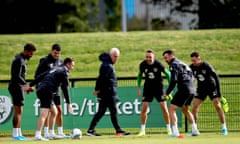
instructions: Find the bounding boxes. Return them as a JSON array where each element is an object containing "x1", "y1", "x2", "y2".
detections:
[{"x1": 177, "y1": 134, "x2": 185, "y2": 138}]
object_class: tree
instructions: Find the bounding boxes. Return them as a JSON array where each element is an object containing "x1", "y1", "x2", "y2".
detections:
[
  {"x1": 152, "y1": 0, "x2": 240, "y2": 29},
  {"x1": 147, "y1": 0, "x2": 198, "y2": 30},
  {"x1": 104, "y1": 0, "x2": 121, "y2": 31},
  {"x1": 199, "y1": 0, "x2": 240, "y2": 29},
  {"x1": 0, "y1": 0, "x2": 100, "y2": 33},
  {"x1": 55, "y1": 0, "x2": 100, "y2": 32},
  {"x1": 0, "y1": 0, "x2": 57, "y2": 33}
]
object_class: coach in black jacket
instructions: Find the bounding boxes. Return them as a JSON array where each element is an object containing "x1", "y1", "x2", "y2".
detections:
[
  {"x1": 95, "y1": 52, "x2": 118, "y2": 101},
  {"x1": 87, "y1": 48, "x2": 130, "y2": 136}
]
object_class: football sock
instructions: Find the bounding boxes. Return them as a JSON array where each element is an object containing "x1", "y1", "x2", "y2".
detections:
[
  {"x1": 58, "y1": 127, "x2": 63, "y2": 134},
  {"x1": 35, "y1": 131, "x2": 41, "y2": 137},
  {"x1": 49, "y1": 129, "x2": 55, "y2": 135},
  {"x1": 222, "y1": 123, "x2": 227, "y2": 130},
  {"x1": 172, "y1": 124, "x2": 179, "y2": 134},
  {"x1": 191, "y1": 123, "x2": 198, "y2": 131},
  {"x1": 13, "y1": 128, "x2": 18, "y2": 137},
  {"x1": 141, "y1": 124, "x2": 146, "y2": 131},
  {"x1": 44, "y1": 127, "x2": 49, "y2": 135},
  {"x1": 166, "y1": 124, "x2": 171, "y2": 130},
  {"x1": 17, "y1": 128, "x2": 22, "y2": 136}
]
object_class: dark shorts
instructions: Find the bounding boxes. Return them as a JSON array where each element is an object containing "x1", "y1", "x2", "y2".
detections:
[
  {"x1": 171, "y1": 91, "x2": 194, "y2": 107},
  {"x1": 142, "y1": 86, "x2": 164, "y2": 102},
  {"x1": 170, "y1": 82, "x2": 196, "y2": 107},
  {"x1": 195, "y1": 88, "x2": 220, "y2": 101},
  {"x1": 8, "y1": 84, "x2": 24, "y2": 106},
  {"x1": 53, "y1": 94, "x2": 61, "y2": 105},
  {"x1": 36, "y1": 88, "x2": 54, "y2": 108}
]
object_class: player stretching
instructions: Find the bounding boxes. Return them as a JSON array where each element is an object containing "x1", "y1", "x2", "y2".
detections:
[
  {"x1": 190, "y1": 52, "x2": 228, "y2": 135},
  {"x1": 162, "y1": 50, "x2": 200, "y2": 137}
]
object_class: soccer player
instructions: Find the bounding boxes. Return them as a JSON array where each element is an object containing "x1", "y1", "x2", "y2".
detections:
[
  {"x1": 190, "y1": 52, "x2": 228, "y2": 135},
  {"x1": 137, "y1": 50, "x2": 172, "y2": 136},
  {"x1": 29, "y1": 57, "x2": 74, "y2": 141},
  {"x1": 162, "y1": 50, "x2": 200, "y2": 137},
  {"x1": 34, "y1": 44, "x2": 67, "y2": 138},
  {"x1": 8, "y1": 43, "x2": 36, "y2": 140}
]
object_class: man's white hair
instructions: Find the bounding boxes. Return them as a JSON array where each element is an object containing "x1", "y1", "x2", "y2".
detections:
[{"x1": 110, "y1": 47, "x2": 120, "y2": 55}]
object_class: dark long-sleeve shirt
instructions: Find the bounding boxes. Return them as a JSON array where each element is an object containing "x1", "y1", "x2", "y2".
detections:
[
  {"x1": 30, "y1": 66, "x2": 71, "y2": 104},
  {"x1": 166, "y1": 58, "x2": 195, "y2": 95},
  {"x1": 35, "y1": 53, "x2": 63, "y2": 78},
  {"x1": 9, "y1": 53, "x2": 27, "y2": 86},
  {"x1": 95, "y1": 53, "x2": 118, "y2": 100},
  {"x1": 137, "y1": 59, "x2": 171, "y2": 89},
  {"x1": 190, "y1": 61, "x2": 221, "y2": 96}
]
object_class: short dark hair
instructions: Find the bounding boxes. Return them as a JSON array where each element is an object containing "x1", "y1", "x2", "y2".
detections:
[
  {"x1": 190, "y1": 52, "x2": 200, "y2": 57},
  {"x1": 52, "y1": 44, "x2": 61, "y2": 51},
  {"x1": 24, "y1": 43, "x2": 36, "y2": 51},
  {"x1": 146, "y1": 50, "x2": 154, "y2": 53},
  {"x1": 63, "y1": 57, "x2": 74, "y2": 65},
  {"x1": 162, "y1": 49, "x2": 174, "y2": 56}
]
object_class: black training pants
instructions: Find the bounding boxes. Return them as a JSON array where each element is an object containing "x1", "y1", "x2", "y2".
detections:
[{"x1": 88, "y1": 98, "x2": 121, "y2": 131}]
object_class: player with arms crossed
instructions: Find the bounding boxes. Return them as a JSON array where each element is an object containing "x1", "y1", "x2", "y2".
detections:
[
  {"x1": 190, "y1": 52, "x2": 228, "y2": 135},
  {"x1": 137, "y1": 50, "x2": 172, "y2": 136}
]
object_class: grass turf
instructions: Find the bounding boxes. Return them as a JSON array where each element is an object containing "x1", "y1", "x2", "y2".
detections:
[
  {"x1": 0, "y1": 132, "x2": 239, "y2": 144},
  {"x1": 0, "y1": 29, "x2": 240, "y2": 81}
]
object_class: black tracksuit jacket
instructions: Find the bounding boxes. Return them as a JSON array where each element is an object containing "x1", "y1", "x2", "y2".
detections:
[
  {"x1": 95, "y1": 53, "x2": 118, "y2": 101},
  {"x1": 30, "y1": 65, "x2": 71, "y2": 104}
]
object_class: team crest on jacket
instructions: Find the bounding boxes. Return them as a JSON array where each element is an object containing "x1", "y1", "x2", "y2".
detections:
[
  {"x1": 202, "y1": 70, "x2": 206, "y2": 74},
  {"x1": 197, "y1": 74, "x2": 205, "y2": 81},
  {"x1": 153, "y1": 68, "x2": 158, "y2": 72},
  {"x1": 49, "y1": 63, "x2": 53, "y2": 68},
  {"x1": 193, "y1": 71, "x2": 197, "y2": 76}
]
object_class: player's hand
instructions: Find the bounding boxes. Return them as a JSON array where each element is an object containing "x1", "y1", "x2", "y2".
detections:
[
  {"x1": 26, "y1": 87, "x2": 34, "y2": 94},
  {"x1": 93, "y1": 90, "x2": 100, "y2": 96},
  {"x1": 162, "y1": 94, "x2": 167, "y2": 100},
  {"x1": 68, "y1": 104, "x2": 73, "y2": 114},
  {"x1": 162, "y1": 94, "x2": 173, "y2": 101},
  {"x1": 137, "y1": 88, "x2": 141, "y2": 97},
  {"x1": 22, "y1": 84, "x2": 30, "y2": 91}
]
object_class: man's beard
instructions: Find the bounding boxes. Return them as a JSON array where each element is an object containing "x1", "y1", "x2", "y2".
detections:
[{"x1": 25, "y1": 56, "x2": 31, "y2": 60}]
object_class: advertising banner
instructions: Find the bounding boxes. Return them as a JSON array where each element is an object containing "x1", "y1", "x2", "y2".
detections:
[{"x1": 0, "y1": 87, "x2": 181, "y2": 130}]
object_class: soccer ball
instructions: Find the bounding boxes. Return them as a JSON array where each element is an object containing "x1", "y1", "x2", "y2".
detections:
[{"x1": 70, "y1": 128, "x2": 82, "y2": 139}]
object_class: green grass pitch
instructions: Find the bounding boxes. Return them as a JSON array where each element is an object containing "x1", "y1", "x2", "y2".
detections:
[{"x1": 0, "y1": 132, "x2": 239, "y2": 144}]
